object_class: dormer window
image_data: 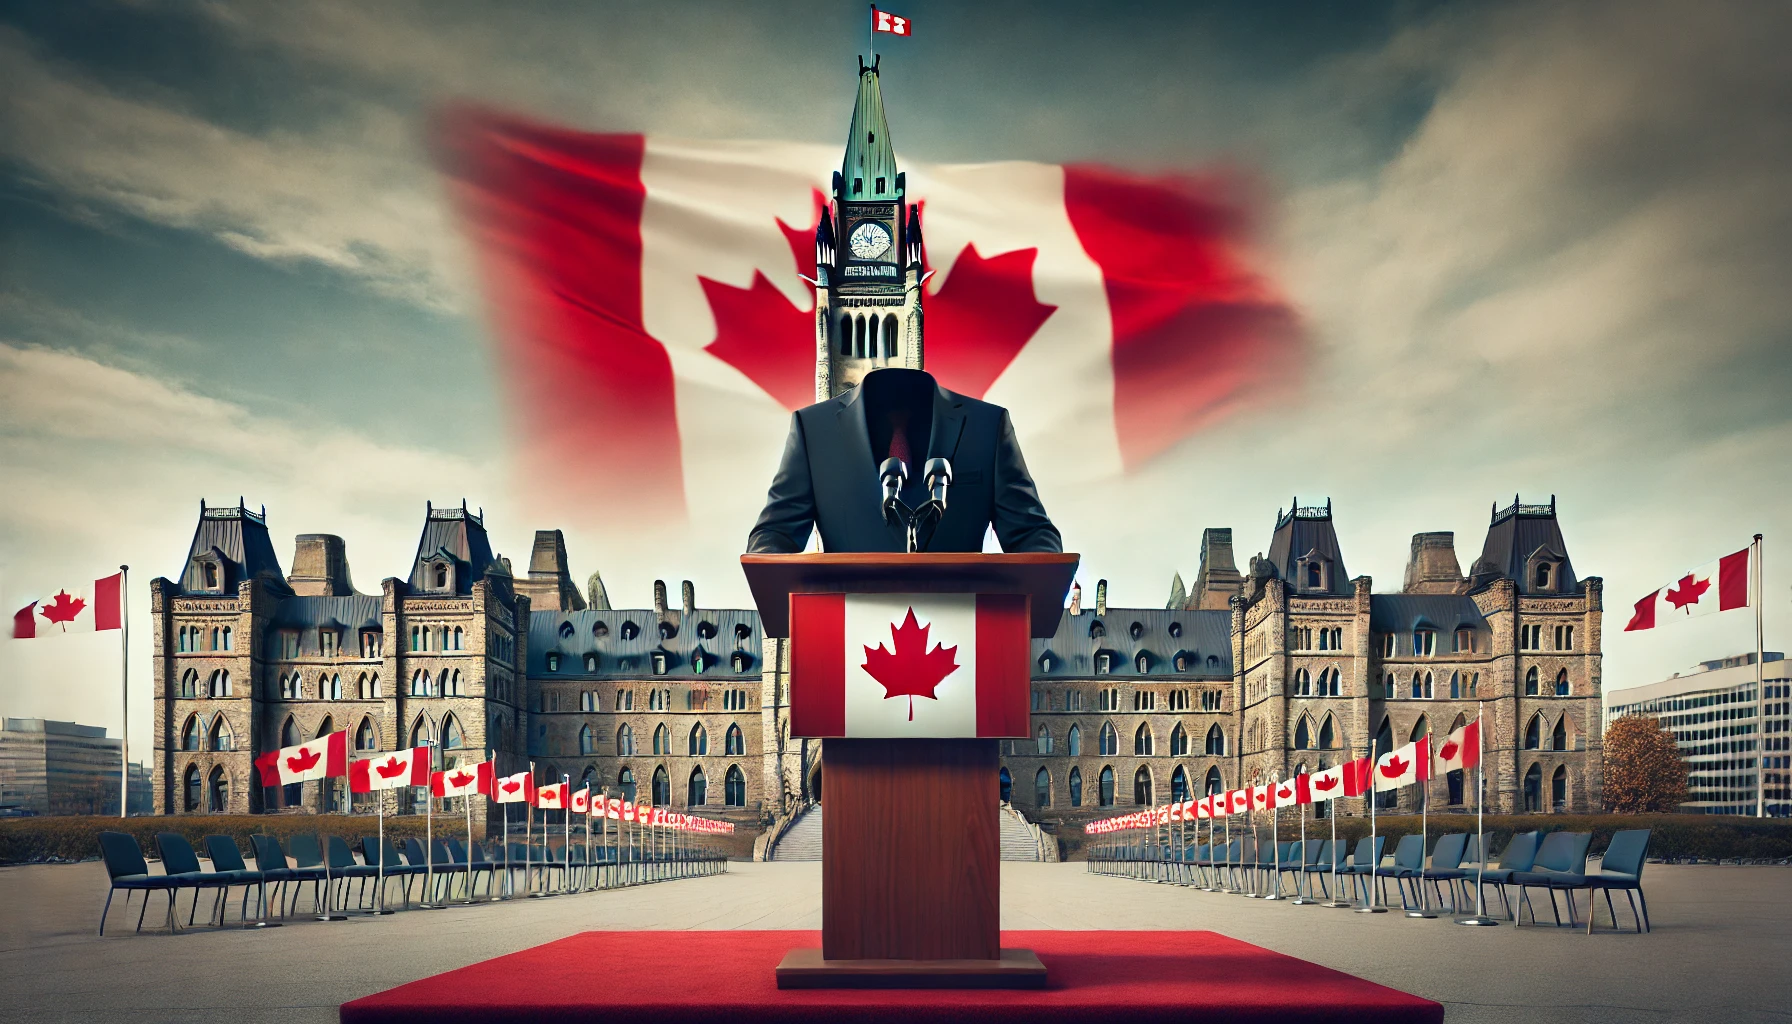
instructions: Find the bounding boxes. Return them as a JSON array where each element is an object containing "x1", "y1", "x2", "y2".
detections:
[
  {"x1": 585, "y1": 653, "x2": 599, "y2": 672},
  {"x1": 693, "y1": 651, "x2": 708, "y2": 674},
  {"x1": 1535, "y1": 562, "x2": 1552, "y2": 589},
  {"x1": 434, "y1": 564, "x2": 448, "y2": 589},
  {"x1": 1173, "y1": 653, "x2": 1188, "y2": 672},
  {"x1": 651, "y1": 651, "x2": 668, "y2": 675},
  {"x1": 1089, "y1": 619, "x2": 1105, "y2": 639},
  {"x1": 319, "y1": 630, "x2": 338, "y2": 657},
  {"x1": 1454, "y1": 628, "x2": 1475, "y2": 654},
  {"x1": 734, "y1": 623, "x2": 752, "y2": 641},
  {"x1": 1135, "y1": 652, "x2": 1151, "y2": 674},
  {"x1": 1306, "y1": 562, "x2": 1322, "y2": 588},
  {"x1": 658, "y1": 621, "x2": 677, "y2": 640},
  {"x1": 203, "y1": 562, "x2": 219, "y2": 589},
  {"x1": 558, "y1": 621, "x2": 575, "y2": 640},
  {"x1": 1039, "y1": 652, "x2": 1053, "y2": 673},
  {"x1": 1168, "y1": 621, "x2": 1183, "y2": 638},
  {"x1": 1095, "y1": 653, "x2": 1112, "y2": 675},
  {"x1": 1413, "y1": 629, "x2": 1436, "y2": 657},
  {"x1": 621, "y1": 621, "x2": 640, "y2": 641},
  {"x1": 546, "y1": 653, "x2": 560, "y2": 672},
  {"x1": 593, "y1": 620, "x2": 609, "y2": 638},
  {"x1": 698, "y1": 620, "x2": 717, "y2": 639},
  {"x1": 731, "y1": 651, "x2": 750, "y2": 673},
  {"x1": 1129, "y1": 621, "x2": 1144, "y2": 640}
]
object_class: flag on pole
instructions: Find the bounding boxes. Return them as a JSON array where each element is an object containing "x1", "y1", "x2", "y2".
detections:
[
  {"x1": 607, "y1": 796, "x2": 622, "y2": 819},
  {"x1": 1374, "y1": 737, "x2": 1431, "y2": 792},
  {"x1": 1434, "y1": 719, "x2": 1482, "y2": 774},
  {"x1": 872, "y1": 7, "x2": 912, "y2": 35},
  {"x1": 495, "y1": 771, "x2": 534, "y2": 804},
  {"x1": 1275, "y1": 773, "x2": 1311, "y2": 806},
  {"x1": 1227, "y1": 789, "x2": 1249, "y2": 815},
  {"x1": 349, "y1": 747, "x2": 430, "y2": 793},
  {"x1": 255, "y1": 731, "x2": 348, "y2": 787},
  {"x1": 534, "y1": 781, "x2": 569, "y2": 809},
  {"x1": 430, "y1": 760, "x2": 494, "y2": 798},
  {"x1": 571, "y1": 787, "x2": 590, "y2": 814},
  {"x1": 11, "y1": 573, "x2": 124, "y2": 638},
  {"x1": 1625, "y1": 545, "x2": 1752, "y2": 630},
  {"x1": 1306, "y1": 764, "x2": 1346, "y2": 802},
  {"x1": 1251, "y1": 784, "x2": 1273, "y2": 811}
]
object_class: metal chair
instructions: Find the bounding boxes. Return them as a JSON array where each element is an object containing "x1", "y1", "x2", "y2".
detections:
[
  {"x1": 326, "y1": 836, "x2": 379, "y2": 910},
  {"x1": 154, "y1": 832, "x2": 233, "y2": 927},
  {"x1": 282, "y1": 834, "x2": 333, "y2": 914},
  {"x1": 1386, "y1": 834, "x2": 1426, "y2": 911},
  {"x1": 203, "y1": 835, "x2": 270, "y2": 925},
  {"x1": 1419, "y1": 832, "x2": 1469, "y2": 911},
  {"x1": 1574, "y1": 828, "x2": 1653, "y2": 934},
  {"x1": 96, "y1": 832, "x2": 185, "y2": 935},
  {"x1": 1511, "y1": 832, "x2": 1593, "y2": 927},
  {"x1": 1343, "y1": 836, "x2": 1388, "y2": 905},
  {"x1": 1476, "y1": 831, "x2": 1541, "y2": 920}
]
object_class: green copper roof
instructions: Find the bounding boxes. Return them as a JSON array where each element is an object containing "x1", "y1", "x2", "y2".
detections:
[{"x1": 841, "y1": 62, "x2": 900, "y2": 202}]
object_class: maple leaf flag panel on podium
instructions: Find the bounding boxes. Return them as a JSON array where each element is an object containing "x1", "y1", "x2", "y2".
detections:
[
  {"x1": 11, "y1": 573, "x2": 124, "y2": 638},
  {"x1": 349, "y1": 747, "x2": 431, "y2": 793},
  {"x1": 789, "y1": 593, "x2": 1029, "y2": 738},
  {"x1": 1625, "y1": 546, "x2": 1751, "y2": 631},
  {"x1": 255, "y1": 731, "x2": 348, "y2": 787},
  {"x1": 436, "y1": 114, "x2": 1301, "y2": 531}
]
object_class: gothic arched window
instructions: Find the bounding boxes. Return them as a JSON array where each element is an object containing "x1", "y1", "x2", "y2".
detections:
[{"x1": 725, "y1": 764, "x2": 746, "y2": 806}]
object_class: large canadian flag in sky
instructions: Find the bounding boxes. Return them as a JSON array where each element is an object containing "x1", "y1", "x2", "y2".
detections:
[
  {"x1": 789, "y1": 592, "x2": 1029, "y2": 738},
  {"x1": 435, "y1": 111, "x2": 1301, "y2": 535}
]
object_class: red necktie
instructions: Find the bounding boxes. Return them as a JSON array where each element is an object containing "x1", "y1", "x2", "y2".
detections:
[{"x1": 887, "y1": 412, "x2": 911, "y2": 468}]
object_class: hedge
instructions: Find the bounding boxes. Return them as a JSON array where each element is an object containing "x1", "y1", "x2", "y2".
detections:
[
  {"x1": 1059, "y1": 812, "x2": 1792, "y2": 864},
  {"x1": 0, "y1": 813, "x2": 758, "y2": 866}
]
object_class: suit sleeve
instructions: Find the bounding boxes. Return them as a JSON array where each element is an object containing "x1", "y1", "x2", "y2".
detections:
[
  {"x1": 745, "y1": 412, "x2": 818, "y2": 554},
  {"x1": 990, "y1": 409, "x2": 1063, "y2": 553}
]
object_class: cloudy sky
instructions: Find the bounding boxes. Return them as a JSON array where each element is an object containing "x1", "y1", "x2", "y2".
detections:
[{"x1": 2, "y1": 0, "x2": 1788, "y2": 760}]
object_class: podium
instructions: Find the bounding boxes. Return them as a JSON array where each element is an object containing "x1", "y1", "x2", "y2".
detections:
[{"x1": 743, "y1": 552, "x2": 1079, "y2": 989}]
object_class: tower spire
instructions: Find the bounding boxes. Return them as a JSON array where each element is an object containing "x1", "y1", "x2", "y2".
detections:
[{"x1": 842, "y1": 57, "x2": 899, "y2": 202}]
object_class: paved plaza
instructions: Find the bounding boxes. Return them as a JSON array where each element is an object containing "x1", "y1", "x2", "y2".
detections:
[{"x1": 0, "y1": 858, "x2": 1785, "y2": 1023}]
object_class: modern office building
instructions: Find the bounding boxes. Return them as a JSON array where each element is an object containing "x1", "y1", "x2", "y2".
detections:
[
  {"x1": 0, "y1": 718, "x2": 150, "y2": 816},
  {"x1": 1605, "y1": 651, "x2": 1791, "y2": 816}
]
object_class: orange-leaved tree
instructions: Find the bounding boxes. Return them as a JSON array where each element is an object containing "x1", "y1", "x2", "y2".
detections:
[{"x1": 1602, "y1": 715, "x2": 1688, "y2": 813}]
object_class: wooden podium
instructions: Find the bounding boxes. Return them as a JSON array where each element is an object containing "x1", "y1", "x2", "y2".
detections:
[{"x1": 743, "y1": 553, "x2": 1078, "y2": 989}]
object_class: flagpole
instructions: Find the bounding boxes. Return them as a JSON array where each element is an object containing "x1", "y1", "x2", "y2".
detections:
[
  {"x1": 525, "y1": 765, "x2": 535, "y2": 897},
  {"x1": 1292, "y1": 775, "x2": 1314, "y2": 905},
  {"x1": 1458, "y1": 713, "x2": 1497, "y2": 925},
  {"x1": 421, "y1": 740, "x2": 442, "y2": 910},
  {"x1": 119, "y1": 566, "x2": 129, "y2": 821},
  {"x1": 502, "y1": 794, "x2": 512, "y2": 899},
  {"x1": 460, "y1": 792, "x2": 475, "y2": 903},
  {"x1": 1408, "y1": 755, "x2": 1435, "y2": 918},
  {"x1": 1265, "y1": 772, "x2": 1284, "y2": 900},
  {"x1": 1756, "y1": 534, "x2": 1765, "y2": 819},
  {"x1": 561, "y1": 774, "x2": 571, "y2": 893},
  {"x1": 1358, "y1": 766, "x2": 1385, "y2": 913},
  {"x1": 1323, "y1": 785, "x2": 1349, "y2": 907}
]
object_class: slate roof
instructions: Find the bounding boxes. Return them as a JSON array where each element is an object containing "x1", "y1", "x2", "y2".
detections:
[
  {"x1": 1368, "y1": 594, "x2": 1489, "y2": 646},
  {"x1": 175, "y1": 501, "x2": 285, "y2": 594},
  {"x1": 1032, "y1": 609, "x2": 1233, "y2": 681},
  {"x1": 1469, "y1": 498, "x2": 1579, "y2": 594},
  {"x1": 528, "y1": 608, "x2": 763, "y2": 681},
  {"x1": 265, "y1": 595, "x2": 383, "y2": 656},
  {"x1": 408, "y1": 502, "x2": 508, "y2": 597},
  {"x1": 1263, "y1": 500, "x2": 1353, "y2": 596}
]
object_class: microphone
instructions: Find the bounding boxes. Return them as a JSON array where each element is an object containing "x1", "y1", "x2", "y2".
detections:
[
  {"x1": 923, "y1": 458, "x2": 952, "y2": 509},
  {"x1": 879, "y1": 457, "x2": 909, "y2": 513}
]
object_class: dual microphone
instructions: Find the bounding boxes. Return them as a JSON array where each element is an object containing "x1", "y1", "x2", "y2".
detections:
[{"x1": 880, "y1": 457, "x2": 952, "y2": 553}]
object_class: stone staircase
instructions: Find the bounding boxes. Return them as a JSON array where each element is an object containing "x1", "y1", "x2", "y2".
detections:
[
  {"x1": 769, "y1": 803, "x2": 823, "y2": 861},
  {"x1": 1000, "y1": 805, "x2": 1049, "y2": 861}
]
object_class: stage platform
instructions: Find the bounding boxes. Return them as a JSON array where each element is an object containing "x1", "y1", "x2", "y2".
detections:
[{"x1": 339, "y1": 929, "x2": 1443, "y2": 1023}]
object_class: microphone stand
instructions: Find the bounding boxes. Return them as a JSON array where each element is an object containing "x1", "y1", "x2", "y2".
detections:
[{"x1": 880, "y1": 457, "x2": 952, "y2": 553}]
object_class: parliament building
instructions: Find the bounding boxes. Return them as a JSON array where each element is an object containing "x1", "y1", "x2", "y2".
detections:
[{"x1": 150, "y1": 58, "x2": 1604, "y2": 841}]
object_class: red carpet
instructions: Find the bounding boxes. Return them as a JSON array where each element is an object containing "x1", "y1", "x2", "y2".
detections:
[{"x1": 340, "y1": 930, "x2": 1442, "y2": 1023}]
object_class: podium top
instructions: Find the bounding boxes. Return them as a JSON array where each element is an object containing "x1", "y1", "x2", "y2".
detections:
[{"x1": 741, "y1": 552, "x2": 1080, "y2": 639}]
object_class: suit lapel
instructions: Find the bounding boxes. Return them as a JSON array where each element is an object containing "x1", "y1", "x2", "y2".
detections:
[
  {"x1": 834, "y1": 387, "x2": 894, "y2": 542},
  {"x1": 928, "y1": 385, "x2": 966, "y2": 467}
]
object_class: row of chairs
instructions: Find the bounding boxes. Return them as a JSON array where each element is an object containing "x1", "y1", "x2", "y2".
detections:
[
  {"x1": 1087, "y1": 828, "x2": 1652, "y2": 934},
  {"x1": 96, "y1": 831, "x2": 728, "y2": 935}
]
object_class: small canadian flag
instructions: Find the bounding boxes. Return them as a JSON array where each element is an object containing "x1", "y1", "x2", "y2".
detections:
[
  {"x1": 1251, "y1": 784, "x2": 1273, "y2": 811},
  {"x1": 1276, "y1": 774, "x2": 1312, "y2": 807},
  {"x1": 1626, "y1": 545, "x2": 1752, "y2": 631},
  {"x1": 1227, "y1": 789, "x2": 1249, "y2": 815},
  {"x1": 349, "y1": 747, "x2": 430, "y2": 793},
  {"x1": 255, "y1": 731, "x2": 348, "y2": 787},
  {"x1": 1434, "y1": 719, "x2": 1482, "y2": 774},
  {"x1": 571, "y1": 787, "x2": 590, "y2": 814},
  {"x1": 534, "y1": 781, "x2": 569, "y2": 809},
  {"x1": 431, "y1": 761, "x2": 494, "y2": 798},
  {"x1": 607, "y1": 797, "x2": 623, "y2": 820},
  {"x1": 11, "y1": 573, "x2": 123, "y2": 638},
  {"x1": 872, "y1": 7, "x2": 911, "y2": 35},
  {"x1": 1374, "y1": 737, "x2": 1431, "y2": 792},
  {"x1": 495, "y1": 771, "x2": 534, "y2": 804}
]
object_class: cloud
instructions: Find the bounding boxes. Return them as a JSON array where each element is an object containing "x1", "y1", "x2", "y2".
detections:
[{"x1": 0, "y1": 28, "x2": 463, "y2": 311}]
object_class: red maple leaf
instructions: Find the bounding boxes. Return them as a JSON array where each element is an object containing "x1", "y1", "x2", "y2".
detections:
[
  {"x1": 286, "y1": 746, "x2": 321, "y2": 774},
  {"x1": 449, "y1": 771, "x2": 475, "y2": 789},
  {"x1": 1277, "y1": 786, "x2": 1293, "y2": 802},
  {"x1": 501, "y1": 780, "x2": 522, "y2": 795},
  {"x1": 1664, "y1": 573, "x2": 1711, "y2": 612},
  {"x1": 861, "y1": 608, "x2": 960, "y2": 721},
  {"x1": 1438, "y1": 740, "x2": 1459, "y2": 763},
  {"x1": 38, "y1": 590, "x2": 86, "y2": 630},
  {"x1": 1312, "y1": 775, "x2": 1338, "y2": 792},
  {"x1": 701, "y1": 196, "x2": 1057, "y2": 410},
  {"x1": 375, "y1": 756, "x2": 409, "y2": 779},
  {"x1": 1379, "y1": 755, "x2": 1410, "y2": 778}
]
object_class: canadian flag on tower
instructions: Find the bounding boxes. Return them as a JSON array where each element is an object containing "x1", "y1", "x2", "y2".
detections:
[
  {"x1": 349, "y1": 747, "x2": 430, "y2": 793},
  {"x1": 11, "y1": 573, "x2": 124, "y2": 638},
  {"x1": 789, "y1": 593, "x2": 1029, "y2": 738},
  {"x1": 1626, "y1": 545, "x2": 1753, "y2": 631},
  {"x1": 255, "y1": 731, "x2": 348, "y2": 787},
  {"x1": 872, "y1": 7, "x2": 911, "y2": 36}
]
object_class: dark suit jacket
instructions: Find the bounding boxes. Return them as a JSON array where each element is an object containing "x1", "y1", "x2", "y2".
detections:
[{"x1": 746, "y1": 377, "x2": 1062, "y2": 554}]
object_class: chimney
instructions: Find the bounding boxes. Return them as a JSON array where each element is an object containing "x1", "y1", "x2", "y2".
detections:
[
  {"x1": 1069, "y1": 581, "x2": 1082, "y2": 615},
  {"x1": 587, "y1": 571, "x2": 612, "y2": 610},
  {"x1": 1403, "y1": 532, "x2": 1466, "y2": 594},
  {"x1": 653, "y1": 580, "x2": 668, "y2": 618},
  {"x1": 1095, "y1": 579, "x2": 1108, "y2": 617},
  {"x1": 681, "y1": 580, "x2": 695, "y2": 619},
  {"x1": 288, "y1": 534, "x2": 352, "y2": 596},
  {"x1": 1192, "y1": 527, "x2": 1244, "y2": 609}
]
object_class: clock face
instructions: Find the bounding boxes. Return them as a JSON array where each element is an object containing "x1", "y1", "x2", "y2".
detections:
[{"x1": 848, "y1": 221, "x2": 893, "y2": 261}]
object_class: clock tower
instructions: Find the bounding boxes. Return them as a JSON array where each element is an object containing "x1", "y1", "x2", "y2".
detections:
[{"x1": 814, "y1": 56, "x2": 925, "y2": 402}]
